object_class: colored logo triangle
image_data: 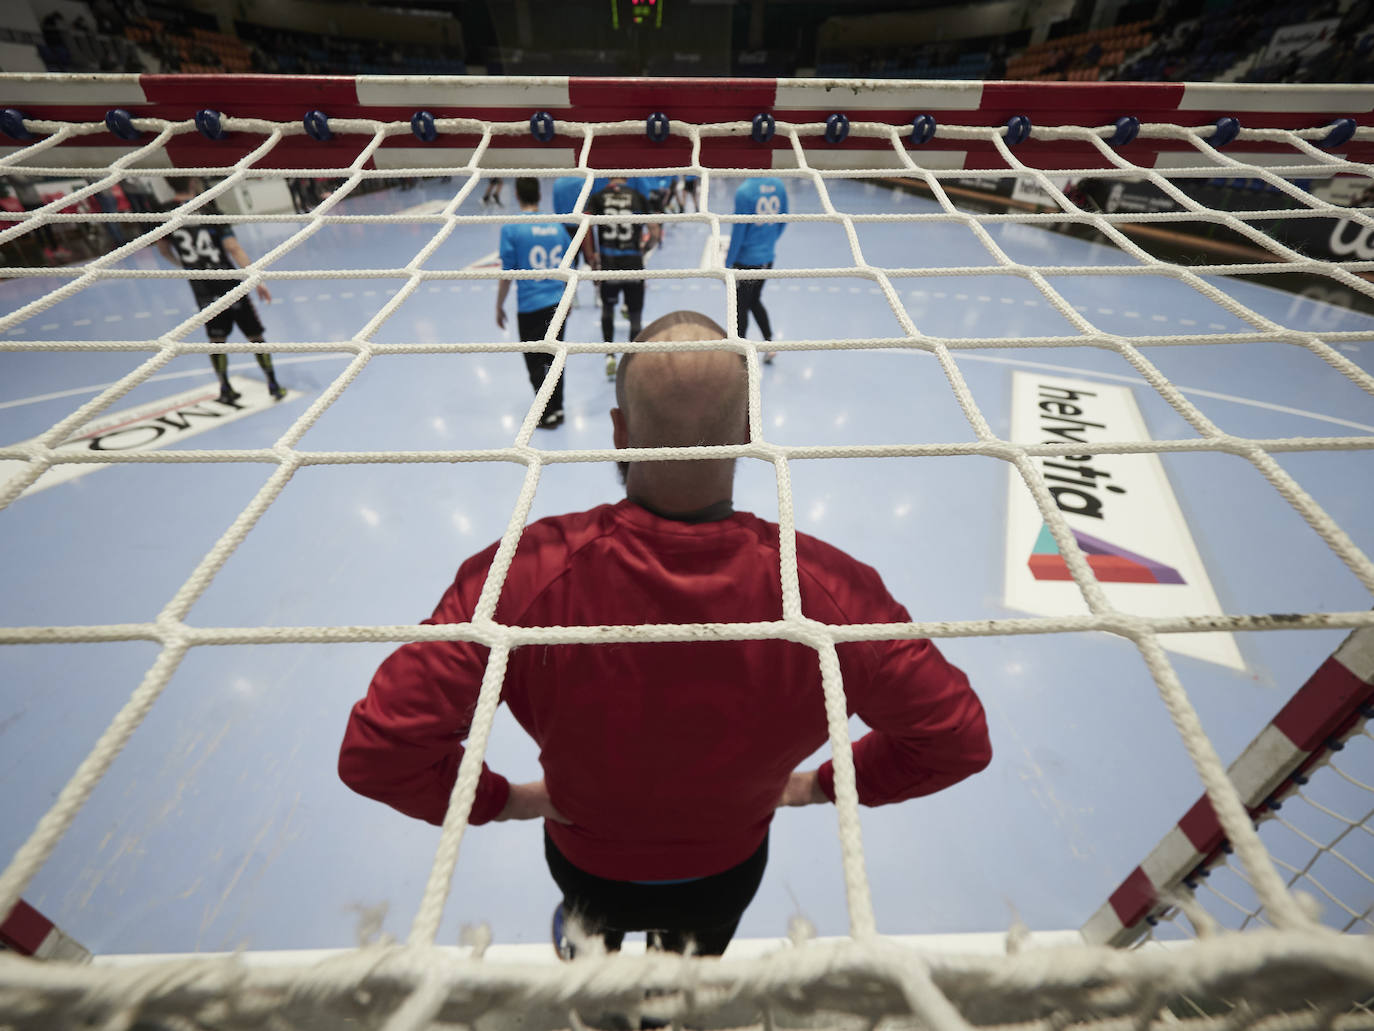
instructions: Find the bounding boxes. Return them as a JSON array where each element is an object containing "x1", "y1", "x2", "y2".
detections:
[{"x1": 1029, "y1": 523, "x2": 1185, "y2": 585}]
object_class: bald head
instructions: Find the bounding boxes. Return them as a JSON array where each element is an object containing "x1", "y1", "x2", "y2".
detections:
[{"x1": 611, "y1": 311, "x2": 749, "y2": 513}]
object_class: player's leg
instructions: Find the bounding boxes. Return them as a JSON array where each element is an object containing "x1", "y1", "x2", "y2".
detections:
[
  {"x1": 600, "y1": 275, "x2": 620, "y2": 378},
  {"x1": 751, "y1": 263, "x2": 776, "y2": 363},
  {"x1": 545, "y1": 832, "x2": 628, "y2": 958},
  {"x1": 547, "y1": 830, "x2": 768, "y2": 960},
  {"x1": 548, "y1": 304, "x2": 567, "y2": 419},
  {"x1": 232, "y1": 298, "x2": 285, "y2": 399},
  {"x1": 733, "y1": 275, "x2": 757, "y2": 338},
  {"x1": 624, "y1": 278, "x2": 645, "y2": 344},
  {"x1": 253, "y1": 351, "x2": 284, "y2": 399},
  {"x1": 208, "y1": 351, "x2": 236, "y2": 403},
  {"x1": 600, "y1": 278, "x2": 619, "y2": 344},
  {"x1": 518, "y1": 307, "x2": 564, "y2": 429},
  {"x1": 749, "y1": 262, "x2": 775, "y2": 341},
  {"x1": 204, "y1": 302, "x2": 239, "y2": 404},
  {"x1": 640, "y1": 835, "x2": 767, "y2": 958},
  {"x1": 534, "y1": 306, "x2": 566, "y2": 427},
  {"x1": 735, "y1": 264, "x2": 776, "y2": 363}
]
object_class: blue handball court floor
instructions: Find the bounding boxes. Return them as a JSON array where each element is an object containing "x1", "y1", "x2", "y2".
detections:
[{"x1": 1, "y1": 173, "x2": 1371, "y2": 955}]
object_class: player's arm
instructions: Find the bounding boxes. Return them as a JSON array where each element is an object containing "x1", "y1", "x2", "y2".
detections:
[
  {"x1": 155, "y1": 237, "x2": 177, "y2": 264},
  {"x1": 788, "y1": 565, "x2": 991, "y2": 808},
  {"x1": 637, "y1": 191, "x2": 661, "y2": 247},
  {"x1": 496, "y1": 226, "x2": 515, "y2": 329},
  {"x1": 495, "y1": 278, "x2": 512, "y2": 330},
  {"x1": 816, "y1": 633, "x2": 990, "y2": 805},
  {"x1": 339, "y1": 567, "x2": 515, "y2": 826},
  {"x1": 583, "y1": 194, "x2": 603, "y2": 269},
  {"x1": 222, "y1": 234, "x2": 272, "y2": 303}
]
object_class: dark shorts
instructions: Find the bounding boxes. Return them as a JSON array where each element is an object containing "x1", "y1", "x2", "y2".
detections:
[
  {"x1": 195, "y1": 288, "x2": 264, "y2": 342},
  {"x1": 517, "y1": 304, "x2": 567, "y2": 344},
  {"x1": 599, "y1": 253, "x2": 645, "y2": 312},
  {"x1": 545, "y1": 830, "x2": 768, "y2": 955}
]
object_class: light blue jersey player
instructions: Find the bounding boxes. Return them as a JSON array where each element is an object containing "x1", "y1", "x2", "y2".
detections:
[
  {"x1": 552, "y1": 176, "x2": 586, "y2": 242},
  {"x1": 726, "y1": 177, "x2": 788, "y2": 360},
  {"x1": 496, "y1": 178, "x2": 575, "y2": 429},
  {"x1": 552, "y1": 175, "x2": 590, "y2": 295}
]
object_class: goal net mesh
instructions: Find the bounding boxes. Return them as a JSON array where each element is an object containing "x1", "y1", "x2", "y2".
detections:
[{"x1": 0, "y1": 75, "x2": 1372, "y2": 1030}]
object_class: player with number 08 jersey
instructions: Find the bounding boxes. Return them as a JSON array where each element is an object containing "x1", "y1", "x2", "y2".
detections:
[
  {"x1": 497, "y1": 178, "x2": 581, "y2": 430},
  {"x1": 726, "y1": 177, "x2": 788, "y2": 364},
  {"x1": 157, "y1": 177, "x2": 284, "y2": 404}
]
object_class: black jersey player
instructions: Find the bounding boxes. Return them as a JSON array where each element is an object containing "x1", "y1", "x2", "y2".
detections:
[
  {"x1": 586, "y1": 177, "x2": 658, "y2": 379},
  {"x1": 157, "y1": 177, "x2": 284, "y2": 404}
]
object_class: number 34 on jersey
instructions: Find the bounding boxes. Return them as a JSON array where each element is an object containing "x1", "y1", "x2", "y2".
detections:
[{"x1": 169, "y1": 227, "x2": 228, "y2": 269}]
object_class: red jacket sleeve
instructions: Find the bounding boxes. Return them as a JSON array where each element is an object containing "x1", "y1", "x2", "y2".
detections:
[
  {"x1": 803, "y1": 550, "x2": 991, "y2": 806},
  {"x1": 817, "y1": 635, "x2": 990, "y2": 805},
  {"x1": 338, "y1": 559, "x2": 511, "y2": 826}
]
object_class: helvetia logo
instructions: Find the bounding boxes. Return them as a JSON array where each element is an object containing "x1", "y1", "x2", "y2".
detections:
[
  {"x1": 1028, "y1": 523, "x2": 1185, "y2": 585},
  {"x1": 1004, "y1": 371, "x2": 1244, "y2": 670}
]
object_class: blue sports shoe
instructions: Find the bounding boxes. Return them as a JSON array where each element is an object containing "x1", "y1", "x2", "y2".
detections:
[{"x1": 552, "y1": 902, "x2": 576, "y2": 961}]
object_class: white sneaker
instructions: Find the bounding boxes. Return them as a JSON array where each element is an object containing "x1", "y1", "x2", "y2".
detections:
[{"x1": 605, "y1": 354, "x2": 618, "y2": 379}]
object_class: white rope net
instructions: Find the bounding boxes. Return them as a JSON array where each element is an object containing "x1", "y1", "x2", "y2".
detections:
[{"x1": 1, "y1": 77, "x2": 1373, "y2": 1029}]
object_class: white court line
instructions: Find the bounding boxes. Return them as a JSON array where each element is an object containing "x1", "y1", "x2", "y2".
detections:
[
  {"x1": 3, "y1": 351, "x2": 1370, "y2": 436},
  {"x1": 0, "y1": 354, "x2": 349, "y2": 412},
  {"x1": 952, "y1": 352, "x2": 1374, "y2": 434}
]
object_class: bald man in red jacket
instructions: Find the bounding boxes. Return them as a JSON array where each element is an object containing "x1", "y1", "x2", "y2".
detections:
[{"x1": 339, "y1": 311, "x2": 991, "y2": 957}]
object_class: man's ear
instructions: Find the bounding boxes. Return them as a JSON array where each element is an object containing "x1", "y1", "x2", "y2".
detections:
[{"x1": 611, "y1": 407, "x2": 628, "y2": 450}]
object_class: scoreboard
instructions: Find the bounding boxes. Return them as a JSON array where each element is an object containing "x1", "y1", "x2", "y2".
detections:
[{"x1": 611, "y1": 0, "x2": 663, "y2": 29}]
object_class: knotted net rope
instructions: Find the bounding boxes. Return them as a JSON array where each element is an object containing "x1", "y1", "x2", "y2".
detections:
[{"x1": 1, "y1": 104, "x2": 1373, "y2": 1029}]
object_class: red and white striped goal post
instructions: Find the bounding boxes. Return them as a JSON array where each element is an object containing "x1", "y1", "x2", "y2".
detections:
[
  {"x1": 0, "y1": 75, "x2": 1372, "y2": 172},
  {"x1": 0, "y1": 898, "x2": 89, "y2": 964},
  {"x1": 1083, "y1": 623, "x2": 1374, "y2": 947}
]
